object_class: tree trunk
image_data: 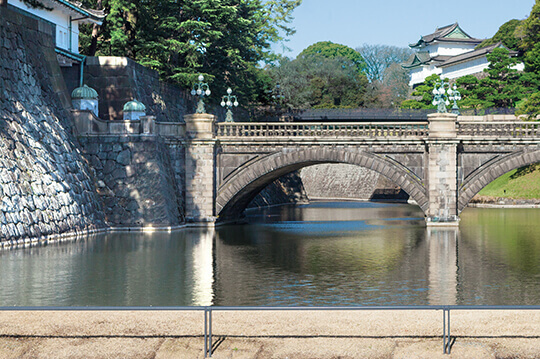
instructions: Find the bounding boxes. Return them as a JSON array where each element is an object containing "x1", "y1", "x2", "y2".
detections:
[{"x1": 87, "y1": 0, "x2": 102, "y2": 56}]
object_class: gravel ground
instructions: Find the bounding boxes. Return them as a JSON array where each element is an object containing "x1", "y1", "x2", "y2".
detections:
[{"x1": 0, "y1": 310, "x2": 538, "y2": 358}]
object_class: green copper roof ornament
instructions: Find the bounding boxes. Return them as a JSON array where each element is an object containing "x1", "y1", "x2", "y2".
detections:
[
  {"x1": 191, "y1": 74, "x2": 211, "y2": 114},
  {"x1": 71, "y1": 84, "x2": 98, "y2": 100},
  {"x1": 432, "y1": 80, "x2": 451, "y2": 113},
  {"x1": 220, "y1": 87, "x2": 239, "y2": 122},
  {"x1": 123, "y1": 99, "x2": 146, "y2": 112}
]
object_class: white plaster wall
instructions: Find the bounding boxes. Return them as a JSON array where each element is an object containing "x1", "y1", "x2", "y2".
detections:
[
  {"x1": 11, "y1": 0, "x2": 81, "y2": 53},
  {"x1": 442, "y1": 57, "x2": 489, "y2": 79},
  {"x1": 513, "y1": 63, "x2": 525, "y2": 71},
  {"x1": 409, "y1": 65, "x2": 442, "y2": 86},
  {"x1": 425, "y1": 42, "x2": 477, "y2": 57}
]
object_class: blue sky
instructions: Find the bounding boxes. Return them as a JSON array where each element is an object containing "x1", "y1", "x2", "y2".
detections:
[{"x1": 278, "y1": 0, "x2": 534, "y2": 58}]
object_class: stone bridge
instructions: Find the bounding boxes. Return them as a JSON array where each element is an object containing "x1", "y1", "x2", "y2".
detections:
[{"x1": 74, "y1": 111, "x2": 540, "y2": 226}]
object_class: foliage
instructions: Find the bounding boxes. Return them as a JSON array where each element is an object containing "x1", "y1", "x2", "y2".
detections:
[
  {"x1": 481, "y1": 48, "x2": 524, "y2": 108},
  {"x1": 476, "y1": 19, "x2": 523, "y2": 52},
  {"x1": 79, "y1": 0, "x2": 302, "y2": 105},
  {"x1": 516, "y1": 92, "x2": 540, "y2": 119},
  {"x1": 20, "y1": 0, "x2": 52, "y2": 10},
  {"x1": 508, "y1": 1, "x2": 540, "y2": 118},
  {"x1": 431, "y1": 48, "x2": 532, "y2": 110},
  {"x1": 297, "y1": 41, "x2": 366, "y2": 75},
  {"x1": 356, "y1": 44, "x2": 413, "y2": 83},
  {"x1": 520, "y1": 0, "x2": 540, "y2": 53},
  {"x1": 400, "y1": 74, "x2": 440, "y2": 109},
  {"x1": 269, "y1": 54, "x2": 369, "y2": 109},
  {"x1": 366, "y1": 63, "x2": 410, "y2": 108}
]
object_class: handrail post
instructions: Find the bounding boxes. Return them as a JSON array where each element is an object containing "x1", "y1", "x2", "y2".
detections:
[
  {"x1": 204, "y1": 306, "x2": 213, "y2": 357},
  {"x1": 209, "y1": 307, "x2": 213, "y2": 357},
  {"x1": 204, "y1": 307, "x2": 208, "y2": 357},
  {"x1": 443, "y1": 307, "x2": 451, "y2": 354}
]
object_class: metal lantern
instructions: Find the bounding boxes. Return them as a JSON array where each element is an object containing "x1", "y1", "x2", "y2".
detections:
[
  {"x1": 220, "y1": 87, "x2": 239, "y2": 122},
  {"x1": 191, "y1": 74, "x2": 211, "y2": 114}
]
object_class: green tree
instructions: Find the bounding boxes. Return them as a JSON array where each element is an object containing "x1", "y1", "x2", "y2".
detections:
[
  {"x1": 481, "y1": 47, "x2": 524, "y2": 108},
  {"x1": 516, "y1": 92, "x2": 540, "y2": 119},
  {"x1": 477, "y1": 19, "x2": 523, "y2": 52},
  {"x1": 79, "y1": 0, "x2": 301, "y2": 105},
  {"x1": 455, "y1": 75, "x2": 491, "y2": 109},
  {"x1": 297, "y1": 41, "x2": 366, "y2": 75},
  {"x1": 520, "y1": 0, "x2": 540, "y2": 53},
  {"x1": 270, "y1": 54, "x2": 369, "y2": 109},
  {"x1": 453, "y1": 48, "x2": 530, "y2": 110},
  {"x1": 400, "y1": 74, "x2": 440, "y2": 109}
]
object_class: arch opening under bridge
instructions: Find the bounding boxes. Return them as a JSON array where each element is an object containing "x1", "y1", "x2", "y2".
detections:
[{"x1": 216, "y1": 148, "x2": 428, "y2": 221}]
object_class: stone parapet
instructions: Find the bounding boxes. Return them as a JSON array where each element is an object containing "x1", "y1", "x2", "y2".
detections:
[
  {"x1": 185, "y1": 113, "x2": 216, "y2": 140},
  {"x1": 428, "y1": 113, "x2": 457, "y2": 138}
]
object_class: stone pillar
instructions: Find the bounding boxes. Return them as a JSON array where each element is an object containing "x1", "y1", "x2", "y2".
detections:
[
  {"x1": 184, "y1": 113, "x2": 217, "y2": 224},
  {"x1": 427, "y1": 227, "x2": 458, "y2": 305},
  {"x1": 426, "y1": 113, "x2": 459, "y2": 226},
  {"x1": 140, "y1": 116, "x2": 155, "y2": 135}
]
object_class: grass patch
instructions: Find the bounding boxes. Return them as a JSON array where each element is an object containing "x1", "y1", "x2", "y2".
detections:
[{"x1": 478, "y1": 163, "x2": 540, "y2": 199}]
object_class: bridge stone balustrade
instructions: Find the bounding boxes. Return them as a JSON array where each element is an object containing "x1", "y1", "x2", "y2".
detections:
[{"x1": 75, "y1": 111, "x2": 540, "y2": 227}]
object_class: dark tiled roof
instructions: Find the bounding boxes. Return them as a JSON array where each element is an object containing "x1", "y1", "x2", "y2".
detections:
[
  {"x1": 53, "y1": 0, "x2": 105, "y2": 21},
  {"x1": 401, "y1": 52, "x2": 451, "y2": 69},
  {"x1": 410, "y1": 23, "x2": 482, "y2": 48},
  {"x1": 401, "y1": 51, "x2": 431, "y2": 68},
  {"x1": 439, "y1": 42, "x2": 517, "y2": 67}
]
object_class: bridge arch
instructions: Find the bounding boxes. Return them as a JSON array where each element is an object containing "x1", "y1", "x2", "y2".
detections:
[
  {"x1": 216, "y1": 147, "x2": 428, "y2": 221},
  {"x1": 458, "y1": 149, "x2": 540, "y2": 212}
]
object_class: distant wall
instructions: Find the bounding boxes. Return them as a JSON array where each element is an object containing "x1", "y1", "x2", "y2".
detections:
[
  {"x1": 84, "y1": 57, "x2": 195, "y2": 122},
  {"x1": 249, "y1": 172, "x2": 308, "y2": 209},
  {"x1": 300, "y1": 164, "x2": 409, "y2": 202},
  {"x1": 0, "y1": 6, "x2": 106, "y2": 245}
]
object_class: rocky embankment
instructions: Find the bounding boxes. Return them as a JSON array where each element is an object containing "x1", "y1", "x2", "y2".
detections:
[{"x1": 0, "y1": 7, "x2": 106, "y2": 245}]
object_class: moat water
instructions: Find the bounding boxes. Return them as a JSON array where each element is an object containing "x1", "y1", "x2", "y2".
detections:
[{"x1": 1, "y1": 202, "x2": 539, "y2": 307}]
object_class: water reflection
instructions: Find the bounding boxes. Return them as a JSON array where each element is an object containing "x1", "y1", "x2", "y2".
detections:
[
  {"x1": 426, "y1": 228, "x2": 458, "y2": 305},
  {"x1": 0, "y1": 203, "x2": 539, "y2": 306}
]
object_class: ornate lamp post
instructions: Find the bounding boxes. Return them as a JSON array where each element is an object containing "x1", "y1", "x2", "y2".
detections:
[
  {"x1": 220, "y1": 87, "x2": 239, "y2": 122},
  {"x1": 432, "y1": 80, "x2": 450, "y2": 113},
  {"x1": 273, "y1": 83, "x2": 285, "y2": 115},
  {"x1": 191, "y1": 74, "x2": 211, "y2": 114},
  {"x1": 447, "y1": 84, "x2": 462, "y2": 115}
]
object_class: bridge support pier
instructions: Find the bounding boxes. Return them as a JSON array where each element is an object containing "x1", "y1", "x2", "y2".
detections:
[
  {"x1": 426, "y1": 113, "x2": 460, "y2": 226},
  {"x1": 184, "y1": 113, "x2": 217, "y2": 225}
]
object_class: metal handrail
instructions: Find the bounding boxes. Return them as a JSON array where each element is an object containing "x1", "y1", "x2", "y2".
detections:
[{"x1": 1, "y1": 305, "x2": 539, "y2": 356}]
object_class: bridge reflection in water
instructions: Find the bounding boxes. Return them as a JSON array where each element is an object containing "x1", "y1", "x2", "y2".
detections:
[
  {"x1": 427, "y1": 228, "x2": 458, "y2": 305},
  {"x1": 0, "y1": 203, "x2": 539, "y2": 306}
]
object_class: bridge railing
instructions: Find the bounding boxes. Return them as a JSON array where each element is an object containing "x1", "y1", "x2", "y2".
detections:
[
  {"x1": 216, "y1": 122, "x2": 429, "y2": 138},
  {"x1": 457, "y1": 121, "x2": 540, "y2": 137}
]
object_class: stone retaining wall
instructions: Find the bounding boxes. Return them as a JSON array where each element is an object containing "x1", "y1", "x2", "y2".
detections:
[
  {"x1": 248, "y1": 164, "x2": 409, "y2": 210},
  {"x1": 0, "y1": 6, "x2": 106, "y2": 244},
  {"x1": 248, "y1": 171, "x2": 308, "y2": 209},
  {"x1": 79, "y1": 136, "x2": 184, "y2": 227},
  {"x1": 84, "y1": 57, "x2": 195, "y2": 122}
]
